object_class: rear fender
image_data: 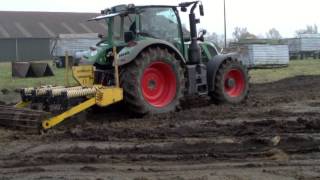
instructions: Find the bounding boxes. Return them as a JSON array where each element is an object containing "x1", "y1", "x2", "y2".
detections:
[
  {"x1": 117, "y1": 39, "x2": 186, "y2": 66},
  {"x1": 207, "y1": 53, "x2": 239, "y2": 92}
]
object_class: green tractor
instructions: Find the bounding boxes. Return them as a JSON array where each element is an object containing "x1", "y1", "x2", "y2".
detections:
[
  {"x1": 84, "y1": 1, "x2": 249, "y2": 114},
  {"x1": 6, "y1": 1, "x2": 249, "y2": 132}
]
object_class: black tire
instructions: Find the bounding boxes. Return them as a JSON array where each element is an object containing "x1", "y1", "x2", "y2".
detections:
[
  {"x1": 120, "y1": 47, "x2": 185, "y2": 114},
  {"x1": 210, "y1": 59, "x2": 249, "y2": 104},
  {"x1": 55, "y1": 57, "x2": 64, "y2": 68}
]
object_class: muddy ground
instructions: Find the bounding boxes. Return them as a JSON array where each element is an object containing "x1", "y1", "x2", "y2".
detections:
[{"x1": 0, "y1": 75, "x2": 320, "y2": 180}]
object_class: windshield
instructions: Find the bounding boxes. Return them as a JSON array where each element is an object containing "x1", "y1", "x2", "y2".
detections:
[
  {"x1": 140, "y1": 7, "x2": 181, "y2": 42},
  {"x1": 94, "y1": 7, "x2": 182, "y2": 44},
  {"x1": 106, "y1": 14, "x2": 135, "y2": 40}
]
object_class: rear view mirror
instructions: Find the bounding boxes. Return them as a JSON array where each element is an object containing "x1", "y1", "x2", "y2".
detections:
[
  {"x1": 199, "y1": 4, "x2": 204, "y2": 16},
  {"x1": 181, "y1": 6, "x2": 187, "y2": 12},
  {"x1": 198, "y1": 29, "x2": 207, "y2": 42},
  {"x1": 199, "y1": 29, "x2": 207, "y2": 36}
]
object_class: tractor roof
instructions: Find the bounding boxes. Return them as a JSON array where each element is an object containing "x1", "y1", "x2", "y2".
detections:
[
  {"x1": 90, "y1": 4, "x2": 177, "y2": 21},
  {"x1": 105, "y1": 4, "x2": 178, "y2": 14}
]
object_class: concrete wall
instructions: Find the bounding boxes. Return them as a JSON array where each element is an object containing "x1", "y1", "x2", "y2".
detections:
[{"x1": 0, "y1": 38, "x2": 51, "y2": 62}]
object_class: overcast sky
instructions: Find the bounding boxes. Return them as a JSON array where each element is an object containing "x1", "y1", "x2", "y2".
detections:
[{"x1": 1, "y1": 0, "x2": 319, "y2": 38}]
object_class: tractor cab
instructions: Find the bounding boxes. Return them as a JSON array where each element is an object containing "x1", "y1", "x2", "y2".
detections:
[
  {"x1": 85, "y1": 5, "x2": 183, "y2": 63},
  {"x1": 85, "y1": 3, "x2": 218, "y2": 66}
]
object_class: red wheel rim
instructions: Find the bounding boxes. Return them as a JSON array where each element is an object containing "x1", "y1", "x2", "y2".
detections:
[
  {"x1": 141, "y1": 61, "x2": 177, "y2": 108},
  {"x1": 224, "y1": 69, "x2": 245, "y2": 97}
]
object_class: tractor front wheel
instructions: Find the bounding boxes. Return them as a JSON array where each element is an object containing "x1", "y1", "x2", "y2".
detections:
[
  {"x1": 210, "y1": 59, "x2": 249, "y2": 104},
  {"x1": 120, "y1": 47, "x2": 185, "y2": 114}
]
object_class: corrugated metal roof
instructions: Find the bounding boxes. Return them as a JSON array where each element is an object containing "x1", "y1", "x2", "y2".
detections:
[{"x1": 0, "y1": 11, "x2": 107, "y2": 38}]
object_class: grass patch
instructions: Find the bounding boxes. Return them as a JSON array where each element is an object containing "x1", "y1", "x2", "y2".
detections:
[
  {"x1": 250, "y1": 59, "x2": 320, "y2": 83},
  {"x1": 0, "y1": 61, "x2": 76, "y2": 91},
  {"x1": 0, "y1": 59, "x2": 319, "y2": 90}
]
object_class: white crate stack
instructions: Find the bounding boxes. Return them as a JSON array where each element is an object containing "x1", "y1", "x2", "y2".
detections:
[
  {"x1": 288, "y1": 34, "x2": 320, "y2": 52},
  {"x1": 239, "y1": 44, "x2": 289, "y2": 68}
]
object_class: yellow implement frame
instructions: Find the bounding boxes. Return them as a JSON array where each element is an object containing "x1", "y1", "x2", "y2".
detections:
[
  {"x1": 15, "y1": 101, "x2": 30, "y2": 108},
  {"x1": 42, "y1": 86, "x2": 123, "y2": 130},
  {"x1": 42, "y1": 98, "x2": 96, "y2": 129},
  {"x1": 72, "y1": 65, "x2": 95, "y2": 87},
  {"x1": 42, "y1": 51, "x2": 123, "y2": 130},
  {"x1": 15, "y1": 45, "x2": 123, "y2": 131}
]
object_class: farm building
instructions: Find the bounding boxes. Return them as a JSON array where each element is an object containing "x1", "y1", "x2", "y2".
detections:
[{"x1": 0, "y1": 11, "x2": 106, "y2": 62}]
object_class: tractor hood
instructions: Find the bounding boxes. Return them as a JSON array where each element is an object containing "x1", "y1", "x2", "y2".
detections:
[{"x1": 80, "y1": 37, "x2": 185, "y2": 67}]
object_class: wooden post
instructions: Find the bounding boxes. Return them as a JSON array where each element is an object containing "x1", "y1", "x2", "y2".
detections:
[
  {"x1": 64, "y1": 51, "x2": 70, "y2": 87},
  {"x1": 113, "y1": 46, "x2": 120, "y2": 88},
  {"x1": 15, "y1": 38, "x2": 19, "y2": 61}
]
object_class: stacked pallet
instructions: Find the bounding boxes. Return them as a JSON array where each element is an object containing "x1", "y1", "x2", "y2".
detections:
[{"x1": 238, "y1": 44, "x2": 289, "y2": 68}]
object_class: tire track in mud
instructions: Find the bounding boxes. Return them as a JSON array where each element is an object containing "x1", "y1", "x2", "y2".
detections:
[
  {"x1": 0, "y1": 75, "x2": 320, "y2": 178},
  {"x1": 2, "y1": 114, "x2": 320, "y2": 168}
]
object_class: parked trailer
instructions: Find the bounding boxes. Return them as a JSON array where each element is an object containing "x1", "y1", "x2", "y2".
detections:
[
  {"x1": 285, "y1": 34, "x2": 320, "y2": 60},
  {"x1": 51, "y1": 33, "x2": 100, "y2": 68},
  {"x1": 238, "y1": 44, "x2": 289, "y2": 69}
]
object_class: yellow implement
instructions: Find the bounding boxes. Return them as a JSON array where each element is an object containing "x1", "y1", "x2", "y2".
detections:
[
  {"x1": 42, "y1": 87, "x2": 123, "y2": 130},
  {"x1": 72, "y1": 65, "x2": 95, "y2": 87},
  {"x1": 15, "y1": 101, "x2": 31, "y2": 108},
  {"x1": 14, "y1": 48, "x2": 123, "y2": 131}
]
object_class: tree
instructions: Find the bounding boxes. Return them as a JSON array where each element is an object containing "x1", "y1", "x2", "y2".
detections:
[
  {"x1": 296, "y1": 24, "x2": 318, "y2": 36},
  {"x1": 266, "y1": 28, "x2": 282, "y2": 40},
  {"x1": 232, "y1": 27, "x2": 257, "y2": 42}
]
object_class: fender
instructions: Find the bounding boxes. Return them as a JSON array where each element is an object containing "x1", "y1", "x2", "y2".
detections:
[
  {"x1": 207, "y1": 52, "x2": 239, "y2": 92},
  {"x1": 117, "y1": 38, "x2": 186, "y2": 66}
]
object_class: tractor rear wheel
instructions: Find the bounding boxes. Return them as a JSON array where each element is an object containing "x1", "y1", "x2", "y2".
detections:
[
  {"x1": 120, "y1": 47, "x2": 185, "y2": 114},
  {"x1": 210, "y1": 59, "x2": 249, "y2": 104}
]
